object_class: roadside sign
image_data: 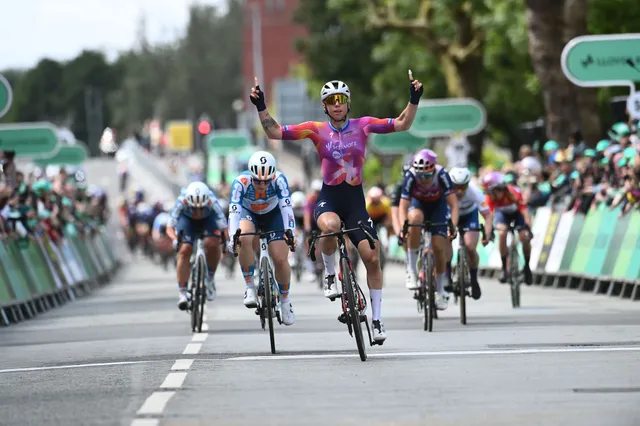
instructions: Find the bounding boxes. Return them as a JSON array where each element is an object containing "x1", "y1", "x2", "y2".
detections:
[
  {"x1": 409, "y1": 98, "x2": 487, "y2": 137},
  {"x1": 207, "y1": 129, "x2": 251, "y2": 154},
  {"x1": 627, "y1": 92, "x2": 640, "y2": 120},
  {"x1": 0, "y1": 73, "x2": 13, "y2": 119},
  {"x1": 0, "y1": 122, "x2": 59, "y2": 157},
  {"x1": 561, "y1": 34, "x2": 640, "y2": 87},
  {"x1": 166, "y1": 121, "x2": 193, "y2": 152},
  {"x1": 34, "y1": 142, "x2": 88, "y2": 166},
  {"x1": 369, "y1": 131, "x2": 426, "y2": 154}
]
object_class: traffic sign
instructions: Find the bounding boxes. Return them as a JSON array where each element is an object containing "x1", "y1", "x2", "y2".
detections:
[
  {"x1": 561, "y1": 34, "x2": 640, "y2": 87},
  {"x1": 369, "y1": 131, "x2": 426, "y2": 154},
  {"x1": 207, "y1": 129, "x2": 251, "y2": 154},
  {"x1": 34, "y1": 142, "x2": 88, "y2": 166},
  {"x1": 0, "y1": 73, "x2": 13, "y2": 119},
  {"x1": 409, "y1": 98, "x2": 487, "y2": 137},
  {"x1": 0, "y1": 122, "x2": 59, "y2": 157},
  {"x1": 166, "y1": 121, "x2": 193, "y2": 152},
  {"x1": 627, "y1": 92, "x2": 640, "y2": 120}
]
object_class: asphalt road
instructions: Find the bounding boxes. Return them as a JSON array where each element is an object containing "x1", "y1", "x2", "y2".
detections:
[{"x1": 1, "y1": 157, "x2": 639, "y2": 426}]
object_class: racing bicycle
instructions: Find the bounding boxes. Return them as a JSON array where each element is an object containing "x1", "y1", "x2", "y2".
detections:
[
  {"x1": 307, "y1": 221, "x2": 382, "y2": 362},
  {"x1": 453, "y1": 225, "x2": 486, "y2": 325},
  {"x1": 232, "y1": 228, "x2": 295, "y2": 354}
]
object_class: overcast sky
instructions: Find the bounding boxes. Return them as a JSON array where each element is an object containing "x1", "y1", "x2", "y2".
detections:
[{"x1": 0, "y1": 0, "x2": 226, "y2": 69}]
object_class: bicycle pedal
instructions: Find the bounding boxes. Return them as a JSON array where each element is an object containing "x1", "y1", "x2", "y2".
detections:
[{"x1": 337, "y1": 312, "x2": 347, "y2": 324}]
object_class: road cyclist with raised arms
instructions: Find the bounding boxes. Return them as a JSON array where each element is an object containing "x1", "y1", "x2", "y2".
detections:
[
  {"x1": 249, "y1": 70, "x2": 425, "y2": 343},
  {"x1": 481, "y1": 171, "x2": 533, "y2": 285},
  {"x1": 166, "y1": 181, "x2": 229, "y2": 310},
  {"x1": 398, "y1": 149, "x2": 459, "y2": 311},
  {"x1": 447, "y1": 167, "x2": 494, "y2": 299},
  {"x1": 226, "y1": 151, "x2": 297, "y2": 326}
]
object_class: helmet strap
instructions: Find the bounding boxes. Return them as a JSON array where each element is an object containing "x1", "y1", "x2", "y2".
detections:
[{"x1": 323, "y1": 103, "x2": 349, "y2": 123}]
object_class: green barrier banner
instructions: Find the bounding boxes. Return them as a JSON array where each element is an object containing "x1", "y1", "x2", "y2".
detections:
[
  {"x1": 7, "y1": 242, "x2": 40, "y2": 297},
  {"x1": 584, "y1": 207, "x2": 619, "y2": 277},
  {"x1": 545, "y1": 211, "x2": 578, "y2": 273},
  {"x1": 529, "y1": 207, "x2": 551, "y2": 270},
  {"x1": 612, "y1": 213, "x2": 640, "y2": 279},
  {"x1": 569, "y1": 209, "x2": 604, "y2": 273},
  {"x1": 0, "y1": 242, "x2": 30, "y2": 302},
  {"x1": 601, "y1": 213, "x2": 630, "y2": 277},
  {"x1": 0, "y1": 250, "x2": 15, "y2": 305}
]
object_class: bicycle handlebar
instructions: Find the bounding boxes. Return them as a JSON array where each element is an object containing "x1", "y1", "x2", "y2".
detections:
[
  {"x1": 232, "y1": 228, "x2": 295, "y2": 257},
  {"x1": 306, "y1": 220, "x2": 375, "y2": 262},
  {"x1": 398, "y1": 219, "x2": 453, "y2": 246}
]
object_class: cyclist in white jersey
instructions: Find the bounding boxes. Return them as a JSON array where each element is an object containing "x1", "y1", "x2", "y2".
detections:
[
  {"x1": 227, "y1": 151, "x2": 297, "y2": 326},
  {"x1": 448, "y1": 168, "x2": 493, "y2": 299}
]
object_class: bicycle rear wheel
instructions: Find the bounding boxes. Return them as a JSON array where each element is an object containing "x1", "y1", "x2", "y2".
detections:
[
  {"x1": 341, "y1": 257, "x2": 366, "y2": 361},
  {"x1": 261, "y1": 257, "x2": 276, "y2": 354},
  {"x1": 458, "y1": 248, "x2": 467, "y2": 325},
  {"x1": 509, "y1": 247, "x2": 521, "y2": 308}
]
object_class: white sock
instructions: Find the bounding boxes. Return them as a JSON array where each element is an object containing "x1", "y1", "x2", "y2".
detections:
[
  {"x1": 322, "y1": 252, "x2": 335, "y2": 275},
  {"x1": 305, "y1": 258, "x2": 315, "y2": 273},
  {"x1": 436, "y1": 273, "x2": 447, "y2": 293},
  {"x1": 407, "y1": 249, "x2": 419, "y2": 275},
  {"x1": 370, "y1": 289, "x2": 382, "y2": 321}
]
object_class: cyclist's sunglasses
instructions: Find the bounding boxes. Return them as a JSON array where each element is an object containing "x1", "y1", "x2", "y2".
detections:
[
  {"x1": 324, "y1": 94, "x2": 349, "y2": 105},
  {"x1": 252, "y1": 178, "x2": 270, "y2": 185},
  {"x1": 455, "y1": 183, "x2": 469, "y2": 191}
]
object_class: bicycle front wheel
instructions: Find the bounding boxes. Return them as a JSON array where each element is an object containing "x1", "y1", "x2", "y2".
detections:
[
  {"x1": 341, "y1": 257, "x2": 367, "y2": 361},
  {"x1": 190, "y1": 262, "x2": 200, "y2": 333},
  {"x1": 458, "y1": 249, "x2": 467, "y2": 325},
  {"x1": 261, "y1": 257, "x2": 276, "y2": 354},
  {"x1": 423, "y1": 253, "x2": 436, "y2": 332},
  {"x1": 509, "y1": 247, "x2": 521, "y2": 308},
  {"x1": 197, "y1": 256, "x2": 207, "y2": 332}
]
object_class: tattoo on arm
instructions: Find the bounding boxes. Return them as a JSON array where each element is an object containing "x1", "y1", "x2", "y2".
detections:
[{"x1": 261, "y1": 114, "x2": 278, "y2": 131}]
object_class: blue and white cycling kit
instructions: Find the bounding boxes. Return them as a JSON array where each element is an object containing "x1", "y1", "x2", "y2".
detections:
[
  {"x1": 457, "y1": 183, "x2": 489, "y2": 230},
  {"x1": 228, "y1": 171, "x2": 295, "y2": 243},
  {"x1": 153, "y1": 212, "x2": 171, "y2": 234},
  {"x1": 168, "y1": 187, "x2": 227, "y2": 244}
]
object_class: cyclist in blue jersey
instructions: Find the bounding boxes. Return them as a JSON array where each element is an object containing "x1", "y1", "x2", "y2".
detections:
[
  {"x1": 167, "y1": 181, "x2": 229, "y2": 310},
  {"x1": 152, "y1": 202, "x2": 174, "y2": 261},
  {"x1": 227, "y1": 151, "x2": 297, "y2": 326},
  {"x1": 398, "y1": 149, "x2": 459, "y2": 311},
  {"x1": 249, "y1": 71, "x2": 424, "y2": 343}
]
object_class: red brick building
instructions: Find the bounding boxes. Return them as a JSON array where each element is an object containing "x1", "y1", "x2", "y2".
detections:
[{"x1": 242, "y1": 0, "x2": 307, "y2": 103}]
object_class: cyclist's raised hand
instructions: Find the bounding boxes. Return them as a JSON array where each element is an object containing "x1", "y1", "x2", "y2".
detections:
[
  {"x1": 408, "y1": 70, "x2": 424, "y2": 105},
  {"x1": 249, "y1": 77, "x2": 266, "y2": 111}
]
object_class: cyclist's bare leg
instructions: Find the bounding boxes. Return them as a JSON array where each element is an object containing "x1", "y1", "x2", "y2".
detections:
[
  {"x1": 405, "y1": 208, "x2": 424, "y2": 278},
  {"x1": 496, "y1": 224, "x2": 509, "y2": 282},
  {"x1": 203, "y1": 235, "x2": 221, "y2": 275},
  {"x1": 431, "y1": 234, "x2": 449, "y2": 293},
  {"x1": 464, "y1": 230, "x2": 482, "y2": 299},
  {"x1": 269, "y1": 240, "x2": 292, "y2": 300},
  {"x1": 518, "y1": 228, "x2": 533, "y2": 284},
  {"x1": 316, "y1": 211, "x2": 341, "y2": 275},
  {"x1": 238, "y1": 220, "x2": 257, "y2": 287},
  {"x1": 176, "y1": 243, "x2": 193, "y2": 289},
  {"x1": 358, "y1": 239, "x2": 382, "y2": 290}
]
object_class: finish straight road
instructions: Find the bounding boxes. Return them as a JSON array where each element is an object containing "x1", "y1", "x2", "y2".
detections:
[{"x1": 1, "y1": 159, "x2": 639, "y2": 426}]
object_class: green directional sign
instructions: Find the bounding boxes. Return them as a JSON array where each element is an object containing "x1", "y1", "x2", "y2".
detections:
[
  {"x1": 206, "y1": 129, "x2": 251, "y2": 154},
  {"x1": 562, "y1": 34, "x2": 640, "y2": 86},
  {"x1": 369, "y1": 131, "x2": 426, "y2": 154},
  {"x1": 409, "y1": 98, "x2": 487, "y2": 137},
  {"x1": 0, "y1": 122, "x2": 59, "y2": 157},
  {"x1": 34, "y1": 142, "x2": 88, "y2": 166},
  {"x1": 0, "y1": 73, "x2": 13, "y2": 119}
]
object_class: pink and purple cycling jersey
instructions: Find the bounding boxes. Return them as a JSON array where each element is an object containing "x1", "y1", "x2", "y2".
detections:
[
  {"x1": 281, "y1": 117, "x2": 396, "y2": 186},
  {"x1": 400, "y1": 165, "x2": 453, "y2": 203}
]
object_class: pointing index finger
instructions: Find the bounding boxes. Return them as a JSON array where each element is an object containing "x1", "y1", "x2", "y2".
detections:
[
  {"x1": 408, "y1": 69, "x2": 413, "y2": 81},
  {"x1": 254, "y1": 76, "x2": 259, "y2": 87}
]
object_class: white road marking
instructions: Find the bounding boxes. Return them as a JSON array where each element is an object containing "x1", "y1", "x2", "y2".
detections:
[
  {"x1": 136, "y1": 391, "x2": 176, "y2": 415},
  {"x1": 191, "y1": 333, "x2": 208, "y2": 342},
  {"x1": 0, "y1": 360, "x2": 152, "y2": 374},
  {"x1": 160, "y1": 372, "x2": 188, "y2": 389},
  {"x1": 130, "y1": 419, "x2": 159, "y2": 426},
  {"x1": 226, "y1": 346, "x2": 640, "y2": 361},
  {"x1": 182, "y1": 343, "x2": 202, "y2": 355},
  {"x1": 171, "y1": 359, "x2": 194, "y2": 370}
]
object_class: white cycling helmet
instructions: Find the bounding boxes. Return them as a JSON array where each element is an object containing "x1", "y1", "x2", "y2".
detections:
[
  {"x1": 291, "y1": 191, "x2": 306, "y2": 209},
  {"x1": 248, "y1": 151, "x2": 277, "y2": 181},
  {"x1": 320, "y1": 80, "x2": 350, "y2": 102},
  {"x1": 310, "y1": 179, "x2": 323, "y2": 192},
  {"x1": 367, "y1": 186, "x2": 383, "y2": 199},
  {"x1": 185, "y1": 181, "x2": 211, "y2": 208},
  {"x1": 449, "y1": 167, "x2": 472, "y2": 186}
]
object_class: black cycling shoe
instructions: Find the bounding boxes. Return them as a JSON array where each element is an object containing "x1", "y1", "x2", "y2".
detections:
[
  {"x1": 498, "y1": 270, "x2": 508, "y2": 284},
  {"x1": 470, "y1": 279, "x2": 482, "y2": 300},
  {"x1": 522, "y1": 266, "x2": 533, "y2": 286}
]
